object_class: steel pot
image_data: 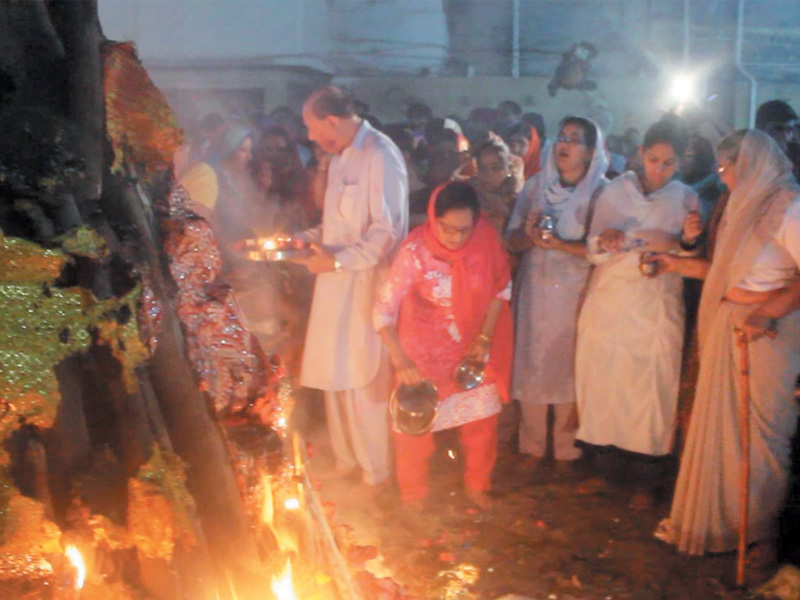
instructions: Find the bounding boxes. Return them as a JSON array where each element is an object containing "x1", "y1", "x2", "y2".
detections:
[
  {"x1": 453, "y1": 358, "x2": 486, "y2": 391},
  {"x1": 389, "y1": 380, "x2": 439, "y2": 436}
]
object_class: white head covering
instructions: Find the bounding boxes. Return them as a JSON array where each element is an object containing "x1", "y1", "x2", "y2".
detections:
[
  {"x1": 537, "y1": 117, "x2": 609, "y2": 240},
  {"x1": 698, "y1": 129, "x2": 800, "y2": 346}
]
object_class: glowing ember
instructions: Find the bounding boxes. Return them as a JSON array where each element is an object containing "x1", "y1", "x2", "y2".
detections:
[
  {"x1": 271, "y1": 559, "x2": 298, "y2": 600},
  {"x1": 284, "y1": 497, "x2": 300, "y2": 511},
  {"x1": 65, "y1": 544, "x2": 86, "y2": 589},
  {"x1": 261, "y1": 473, "x2": 274, "y2": 525}
]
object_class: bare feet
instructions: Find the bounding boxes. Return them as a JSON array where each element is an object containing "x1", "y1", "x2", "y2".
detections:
[
  {"x1": 465, "y1": 488, "x2": 494, "y2": 511},
  {"x1": 628, "y1": 488, "x2": 654, "y2": 511},
  {"x1": 745, "y1": 541, "x2": 778, "y2": 586},
  {"x1": 313, "y1": 465, "x2": 360, "y2": 482},
  {"x1": 576, "y1": 477, "x2": 609, "y2": 496}
]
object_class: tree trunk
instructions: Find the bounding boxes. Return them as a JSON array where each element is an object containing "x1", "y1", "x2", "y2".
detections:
[{"x1": 109, "y1": 173, "x2": 262, "y2": 577}]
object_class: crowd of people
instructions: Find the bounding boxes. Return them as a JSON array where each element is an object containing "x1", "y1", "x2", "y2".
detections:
[{"x1": 175, "y1": 88, "x2": 800, "y2": 583}]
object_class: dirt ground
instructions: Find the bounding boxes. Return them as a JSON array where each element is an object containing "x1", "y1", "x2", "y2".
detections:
[{"x1": 303, "y1": 408, "x2": 759, "y2": 600}]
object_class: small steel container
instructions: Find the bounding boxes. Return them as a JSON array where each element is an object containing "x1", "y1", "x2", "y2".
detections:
[
  {"x1": 538, "y1": 214, "x2": 556, "y2": 241},
  {"x1": 639, "y1": 252, "x2": 659, "y2": 277},
  {"x1": 453, "y1": 358, "x2": 486, "y2": 391}
]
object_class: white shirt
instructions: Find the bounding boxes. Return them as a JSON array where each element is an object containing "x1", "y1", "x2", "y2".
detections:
[
  {"x1": 300, "y1": 120, "x2": 409, "y2": 391},
  {"x1": 738, "y1": 196, "x2": 800, "y2": 292}
]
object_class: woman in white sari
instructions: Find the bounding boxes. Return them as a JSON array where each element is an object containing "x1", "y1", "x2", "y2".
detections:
[
  {"x1": 657, "y1": 130, "x2": 800, "y2": 571},
  {"x1": 575, "y1": 117, "x2": 700, "y2": 508},
  {"x1": 506, "y1": 116, "x2": 608, "y2": 465}
]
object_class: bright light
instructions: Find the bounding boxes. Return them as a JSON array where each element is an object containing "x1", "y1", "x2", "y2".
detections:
[
  {"x1": 271, "y1": 559, "x2": 298, "y2": 600},
  {"x1": 65, "y1": 545, "x2": 86, "y2": 589},
  {"x1": 260, "y1": 473, "x2": 274, "y2": 525},
  {"x1": 669, "y1": 73, "x2": 696, "y2": 104},
  {"x1": 447, "y1": 449, "x2": 456, "y2": 460},
  {"x1": 284, "y1": 497, "x2": 300, "y2": 510}
]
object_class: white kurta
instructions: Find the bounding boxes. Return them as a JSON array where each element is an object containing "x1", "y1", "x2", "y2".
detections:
[
  {"x1": 575, "y1": 172, "x2": 698, "y2": 456},
  {"x1": 507, "y1": 143, "x2": 607, "y2": 407},
  {"x1": 299, "y1": 121, "x2": 409, "y2": 391}
]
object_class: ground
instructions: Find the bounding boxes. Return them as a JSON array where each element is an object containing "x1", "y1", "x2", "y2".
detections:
[{"x1": 305, "y1": 412, "x2": 754, "y2": 600}]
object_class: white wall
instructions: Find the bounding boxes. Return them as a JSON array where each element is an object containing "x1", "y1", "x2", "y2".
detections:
[
  {"x1": 99, "y1": 0, "x2": 331, "y2": 70},
  {"x1": 98, "y1": 0, "x2": 448, "y2": 74},
  {"x1": 342, "y1": 74, "x2": 677, "y2": 137}
]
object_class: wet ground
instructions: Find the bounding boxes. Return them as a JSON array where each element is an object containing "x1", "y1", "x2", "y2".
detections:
[{"x1": 304, "y1": 416, "x2": 753, "y2": 600}]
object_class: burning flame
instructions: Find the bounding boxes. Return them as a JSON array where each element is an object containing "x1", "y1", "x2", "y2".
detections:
[
  {"x1": 447, "y1": 449, "x2": 456, "y2": 460},
  {"x1": 262, "y1": 238, "x2": 277, "y2": 251},
  {"x1": 65, "y1": 544, "x2": 86, "y2": 589},
  {"x1": 271, "y1": 559, "x2": 298, "y2": 600},
  {"x1": 261, "y1": 473, "x2": 274, "y2": 525},
  {"x1": 284, "y1": 497, "x2": 300, "y2": 510}
]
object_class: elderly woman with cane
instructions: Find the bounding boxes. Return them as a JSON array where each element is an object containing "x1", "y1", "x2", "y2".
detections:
[{"x1": 654, "y1": 130, "x2": 800, "y2": 583}]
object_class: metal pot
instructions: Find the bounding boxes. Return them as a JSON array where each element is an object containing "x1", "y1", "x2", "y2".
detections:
[
  {"x1": 639, "y1": 252, "x2": 659, "y2": 277},
  {"x1": 389, "y1": 380, "x2": 439, "y2": 436},
  {"x1": 537, "y1": 214, "x2": 556, "y2": 241},
  {"x1": 453, "y1": 358, "x2": 486, "y2": 391}
]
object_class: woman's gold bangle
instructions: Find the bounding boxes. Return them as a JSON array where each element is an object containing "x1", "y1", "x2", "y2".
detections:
[{"x1": 476, "y1": 333, "x2": 491, "y2": 344}]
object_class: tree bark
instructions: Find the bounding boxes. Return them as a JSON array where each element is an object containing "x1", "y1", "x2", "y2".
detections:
[
  {"x1": 110, "y1": 173, "x2": 262, "y2": 577},
  {"x1": 47, "y1": 0, "x2": 105, "y2": 207}
]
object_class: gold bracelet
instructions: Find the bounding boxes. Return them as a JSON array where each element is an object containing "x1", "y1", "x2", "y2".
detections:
[{"x1": 476, "y1": 333, "x2": 491, "y2": 344}]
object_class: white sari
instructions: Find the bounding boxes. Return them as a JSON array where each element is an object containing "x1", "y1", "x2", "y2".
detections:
[
  {"x1": 661, "y1": 131, "x2": 800, "y2": 554},
  {"x1": 575, "y1": 171, "x2": 698, "y2": 456}
]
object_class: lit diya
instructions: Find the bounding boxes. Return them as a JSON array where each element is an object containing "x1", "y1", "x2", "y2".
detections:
[{"x1": 243, "y1": 235, "x2": 312, "y2": 262}]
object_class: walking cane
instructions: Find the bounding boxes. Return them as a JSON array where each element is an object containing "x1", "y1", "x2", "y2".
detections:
[{"x1": 734, "y1": 328, "x2": 751, "y2": 588}]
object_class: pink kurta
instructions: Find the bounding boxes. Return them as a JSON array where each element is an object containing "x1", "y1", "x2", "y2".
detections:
[{"x1": 374, "y1": 228, "x2": 511, "y2": 431}]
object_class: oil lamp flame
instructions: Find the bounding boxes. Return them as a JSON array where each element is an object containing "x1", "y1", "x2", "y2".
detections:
[
  {"x1": 271, "y1": 559, "x2": 298, "y2": 600},
  {"x1": 284, "y1": 497, "x2": 300, "y2": 510},
  {"x1": 65, "y1": 544, "x2": 86, "y2": 589}
]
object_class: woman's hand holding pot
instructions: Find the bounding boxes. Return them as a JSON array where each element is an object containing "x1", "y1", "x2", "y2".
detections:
[
  {"x1": 393, "y1": 353, "x2": 424, "y2": 385},
  {"x1": 464, "y1": 333, "x2": 491, "y2": 362}
]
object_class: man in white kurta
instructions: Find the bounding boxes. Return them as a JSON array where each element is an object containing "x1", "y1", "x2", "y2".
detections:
[{"x1": 297, "y1": 87, "x2": 408, "y2": 485}]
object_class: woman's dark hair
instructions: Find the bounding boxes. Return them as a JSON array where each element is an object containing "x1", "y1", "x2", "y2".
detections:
[
  {"x1": 260, "y1": 126, "x2": 293, "y2": 147},
  {"x1": 503, "y1": 122, "x2": 533, "y2": 143},
  {"x1": 559, "y1": 116, "x2": 598, "y2": 150},
  {"x1": 716, "y1": 129, "x2": 747, "y2": 164},
  {"x1": 682, "y1": 134, "x2": 716, "y2": 184},
  {"x1": 472, "y1": 139, "x2": 511, "y2": 164},
  {"x1": 642, "y1": 114, "x2": 689, "y2": 156},
  {"x1": 522, "y1": 112, "x2": 546, "y2": 141},
  {"x1": 434, "y1": 181, "x2": 480, "y2": 220},
  {"x1": 383, "y1": 124, "x2": 414, "y2": 155},
  {"x1": 407, "y1": 102, "x2": 433, "y2": 121}
]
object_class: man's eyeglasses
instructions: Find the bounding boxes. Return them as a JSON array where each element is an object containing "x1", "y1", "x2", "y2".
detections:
[{"x1": 555, "y1": 135, "x2": 586, "y2": 146}]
